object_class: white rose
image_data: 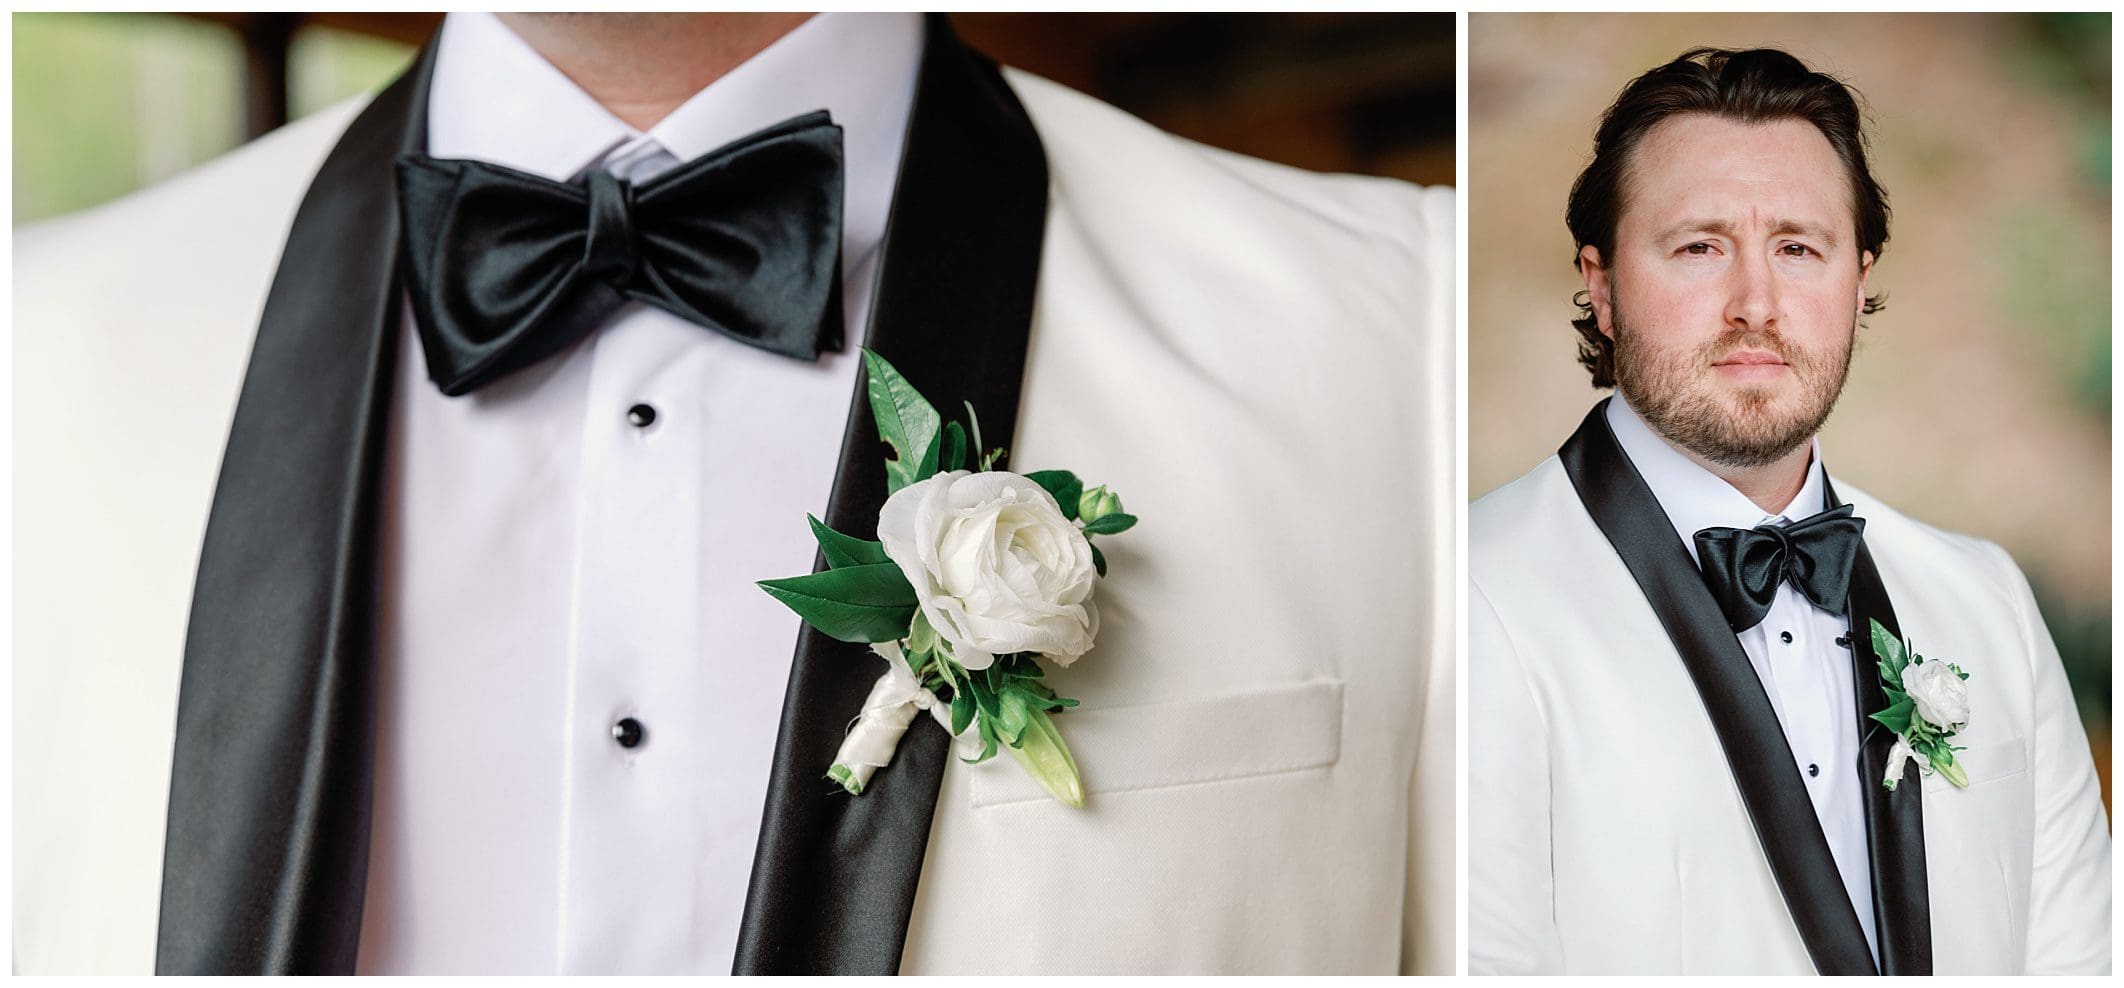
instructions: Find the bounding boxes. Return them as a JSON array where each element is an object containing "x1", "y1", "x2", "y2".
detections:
[
  {"x1": 1901, "y1": 659, "x2": 1970, "y2": 731},
  {"x1": 877, "y1": 470, "x2": 1099, "y2": 670}
]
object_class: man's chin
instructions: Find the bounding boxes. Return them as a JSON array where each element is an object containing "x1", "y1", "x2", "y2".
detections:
[
  {"x1": 1630, "y1": 385, "x2": 1818, "y2": 468},
  {"x1": 1703, "y1": 374, "x2": 1800, "y2": 408}
]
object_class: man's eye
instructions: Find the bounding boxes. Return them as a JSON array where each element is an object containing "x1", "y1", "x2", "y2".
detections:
[
  {"x1": 1779, "y1": 243, "x2": 1816, "y2": 257},
  {"x1": 1680, "y1": 242, "x2": 1714, "y2": 255}
]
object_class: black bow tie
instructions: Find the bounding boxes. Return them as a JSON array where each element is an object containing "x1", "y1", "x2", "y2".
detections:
[
  {"x1": 1693, "y1": 503, "x2": 1866, "y2": 633},
  {"x1": 394, "y1": 111, "x2": 845, "y2": 396}
]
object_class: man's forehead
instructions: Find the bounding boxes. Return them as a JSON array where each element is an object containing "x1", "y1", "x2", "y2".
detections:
[{"x1": 1618, "y1": 113, "x2": 1856, "y2": 235}]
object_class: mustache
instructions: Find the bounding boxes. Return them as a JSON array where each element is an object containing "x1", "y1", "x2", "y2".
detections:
[{"x1": 1696, "y1": 327, "x2": 1795, "y2": 364}]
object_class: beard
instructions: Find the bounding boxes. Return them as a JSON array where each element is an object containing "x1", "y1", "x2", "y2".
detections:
[{"x1": 1609, "y1": 294, "x2": 1856, "y2": 470}]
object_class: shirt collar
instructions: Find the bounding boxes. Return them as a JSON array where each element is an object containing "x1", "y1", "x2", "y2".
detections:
[
  {"x1": 1605, "y1": 394, "x2": 1830, "y2": 565},
  {"x1": 425, "y1": 12, "x2": 923, "y2": 267}
]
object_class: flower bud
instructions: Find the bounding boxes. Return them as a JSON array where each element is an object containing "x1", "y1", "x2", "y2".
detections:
[{"x1": 1078, "y1": 485, "x2": 1124, "y2": 523}]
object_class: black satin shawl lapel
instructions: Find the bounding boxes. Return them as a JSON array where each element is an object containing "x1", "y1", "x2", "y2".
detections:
[
  {"x1": 1556, "y1": 400, "x2": 1878, "y2": 975},
  {"x1": 731, "y1": 15, "x2": 1048, "y2": 976},
  {"x1": 1826, "y1": 478, "x2": 1932, "y2": 974},
  {"x1": 155, "y1": 43, "x2": 434, "y2": 975}
]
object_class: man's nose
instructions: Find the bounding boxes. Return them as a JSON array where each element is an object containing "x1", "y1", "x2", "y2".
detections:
[{"x1": 1723, "y1": 248, "x2": 1780, "y2": 331}]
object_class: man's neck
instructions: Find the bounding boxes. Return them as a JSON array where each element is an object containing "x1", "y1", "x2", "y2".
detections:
[
  {"x1": 1672, "y1": 438, "x2": 1813, "y2": 516},
  {"x1": 494, "y1": 13, "x2": 813, "y2": 131}
]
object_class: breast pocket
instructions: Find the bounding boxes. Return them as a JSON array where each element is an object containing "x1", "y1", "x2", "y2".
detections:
[
  {"x1": 969, "y1": 680, "x2": 1344, "y2": 808},
  {"x1": 1923, "y1": 735, "x2": 2030, "y2": 793}
]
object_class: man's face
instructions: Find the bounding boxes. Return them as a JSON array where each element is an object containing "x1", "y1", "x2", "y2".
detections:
[{"x1": 1581, "y1": 114, "x2": 1874, "y2": 469}]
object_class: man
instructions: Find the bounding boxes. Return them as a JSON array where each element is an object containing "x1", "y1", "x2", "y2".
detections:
[
  {"x1": 1469, "y1": 48, "x2": 2110, "y2": 975},
  {"x1": 14, "y1": 13, "x2": 1452, "y2": 974}
]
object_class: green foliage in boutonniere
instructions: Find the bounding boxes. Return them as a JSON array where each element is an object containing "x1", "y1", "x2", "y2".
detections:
[
  {"x1": 1868, "y1": 618, "x2": 1972, "y2": 790},
  {"x1": 757, "y1": 350, "x2": 1134, "y2": 807}
]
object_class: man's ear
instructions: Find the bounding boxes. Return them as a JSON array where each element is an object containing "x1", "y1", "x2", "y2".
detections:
[
  {"x1": 1578, "y1": 245, "x2": 1614, "y2": 337},
  {"x1": 1856, "y1": 249, "x2": 1875, "y2": 313}
]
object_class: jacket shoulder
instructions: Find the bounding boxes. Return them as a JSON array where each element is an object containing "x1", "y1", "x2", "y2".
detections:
[
  {"x1": 1834, "y1": 482, "x2": 2028, "y2": 606},
  {"x1": 1835, "y1": 478, "x2": 2030, "y2": 624},
  {"x1": 1469, "y1": 456, "x2": 1593, "y2": 578},
  {"x1": 15, "y1": 95, "x2": 367, "y2": 321},
  {"x1": 1002, "y1": 66, "x2": 1450, "y2": 317}
]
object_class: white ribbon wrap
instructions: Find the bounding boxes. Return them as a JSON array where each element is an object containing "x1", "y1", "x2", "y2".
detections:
[
  {"x1": 1883, "y1": 736, "x2": 1921, "y2": 790},
  {"x1": 830, "y1": 642, "x2": 978, "y2": 793}
]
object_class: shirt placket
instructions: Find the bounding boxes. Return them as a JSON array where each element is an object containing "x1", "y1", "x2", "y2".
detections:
[{"x1": 556, "y1": 141, "x2": 719, "y2": 974}]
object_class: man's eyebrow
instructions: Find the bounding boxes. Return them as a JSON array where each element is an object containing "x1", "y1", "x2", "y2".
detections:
[
  {"x1": 1768, "y1": 219, "x2": 1840, "y2": 246},
  {"x1": 1653, "y1": 217, "x2": 1842, "y2": 247}
]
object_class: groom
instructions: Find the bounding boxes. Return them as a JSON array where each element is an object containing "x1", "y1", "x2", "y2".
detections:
[
  {"x1": 1469, "y1": 48, "x2": 2110, "y2": 974},
  {"x1": 14, "y1": 13, "x2": 1452, "y2": 974}
]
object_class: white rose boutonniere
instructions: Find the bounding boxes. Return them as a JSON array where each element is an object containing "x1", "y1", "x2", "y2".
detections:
[
  {"x1": 1868, "y1": 619, "x2": 1972, "y2": 790},
  {"x1": 877, "y1": 470, "x2": 1099, "y2": 670},
  {"x1": 758, "y1": 350, "x2": 1137, "y2": 807}
]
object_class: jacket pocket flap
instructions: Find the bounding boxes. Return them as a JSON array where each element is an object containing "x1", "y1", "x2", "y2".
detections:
[
  {"x1": 970, "y1": 680, "x2": 1344, "y2": 808},
  {"x1": 1923, "y1": 735, "x2": 2029, "y2": 793}
]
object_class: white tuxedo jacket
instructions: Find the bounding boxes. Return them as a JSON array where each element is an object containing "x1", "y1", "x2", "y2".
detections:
[
  {"x1": 13, "y1": 39, "x2": 1453, "y2": 975},
  {"x1": 1468, "y1": 409, "x2": 2109, "y2": 975}
]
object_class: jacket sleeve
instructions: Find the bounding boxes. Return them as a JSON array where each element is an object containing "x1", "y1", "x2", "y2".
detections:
[
  {"x1": 1996, "y1": 544, "x2": 2112, "y2": 974},
  {"x1": 1395, "y1": 181, "x2": 1456, "y2": 976},
  {"x1": 1467, "y1": 579, "x2": 1566, "y2": 974},
  {"x1": 1400, "y1": 569, "x2": 1457, "y2": 974}
]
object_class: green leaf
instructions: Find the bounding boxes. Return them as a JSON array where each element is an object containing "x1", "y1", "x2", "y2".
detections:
[
  {"x1": 949, "y1": 690, "x2": 974, "y2": 736},
  {"x1": 1869, "y1": 619, "x2": 1908, "y2": 678},
  {"x1": 967, "y1": 674, "x2": 1001, "y2": 723},
  {"x1": 965, "y1": 715, "x2": 1000, "y2": 764},
  {"x1": 863, "y1": 349, "x2": 943, "y2": 493},
  {"x1": 941, "y1": 421, "x2": 967, "y2": 473},
  {"x1": 963, "y1": 400, "x2": 986, "y2": 463},
  {"x1": 1869, "y1": 697, "x2": 1915, "y2": 736},
  {"x1": 1082, "y1": 512, "x2": 1137, "y2": 536},
  {"x1": 757, "y1": 562, "x2": 917, "y2": 643},
  {"x1": 996, "y1": 689, "x2": 1030, "y2": 746},
  {"x1": 1091, "y1": 542, "x2": 1107, "y2": 577},
  {"x1": 807, "y1": 514, "x2": 889, "y2": 569},
  {"x1": 1004, "y1": 682, "x2": 1075, "y2": 714},
  {"x1": 907, "y1": 609, "x2": 939, "y2": 659},
  {"x1": 1025, "y1": 470, "x2": 1083, "y2": 519},
  {"x1": 1005, "y1": 659, "x2": 1045, "y2": 680}
]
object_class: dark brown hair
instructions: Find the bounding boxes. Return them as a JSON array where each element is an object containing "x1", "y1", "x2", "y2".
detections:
[{"x1": 1565, "y1": 47, "x2": 1891, "y2": 387}]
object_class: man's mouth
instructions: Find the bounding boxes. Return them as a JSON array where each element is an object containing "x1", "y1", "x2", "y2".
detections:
[
  {"x1": 1710, "y1": 347, "x2": 1790, "y2": 380},
  {"x1": 1712, "y1": 348, "x2": 1786, "y2": 367}
]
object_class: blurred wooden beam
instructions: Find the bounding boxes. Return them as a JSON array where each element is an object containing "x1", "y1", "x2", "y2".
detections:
[
  {"x1": 239, "y1": 13, "x2": 295, "y2": 139},
  {"x1": 166, "y1": 12, "x2": 1452, "y2": 184}
]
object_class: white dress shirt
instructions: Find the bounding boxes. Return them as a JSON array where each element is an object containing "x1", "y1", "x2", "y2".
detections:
[
  {"x1": 355, "y1": 12, "x2": 923, "y2": 974},
  {"x1": 1605, "y1": 397, "x2": 1877, "y2": 960}
]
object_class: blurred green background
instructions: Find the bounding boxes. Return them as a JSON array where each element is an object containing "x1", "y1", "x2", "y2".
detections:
[
  {"x1": 1472, "y1": 12, "x2": 2112, "y2": 809},
  {"x1": 13, "y1": 13, "x2": 414, "y2": 224},
  {"x1": 12, "y1": 12, "x2": 1453, "y2": 227}
]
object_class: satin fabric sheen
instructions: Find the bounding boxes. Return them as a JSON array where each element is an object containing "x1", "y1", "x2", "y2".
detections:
[
  {"x1": 394, "y1": 111, "x2": 846, "y2": 396},
  {"x1": 1603, "y1": 395, "x2": 1876, "y2": 953},
  {"x1": 1694, "y1": 503, "x2": 1867, "y2": 633},
  {"x1": 1557, "y1": 401, "x2": 1910, "y2": 974},
  {"x1": 154, "y1": 36, "x2": 436, "y2": 978},
  {"x1": 730, "y1": 17, "x2": 1048, "y2": 974}
]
